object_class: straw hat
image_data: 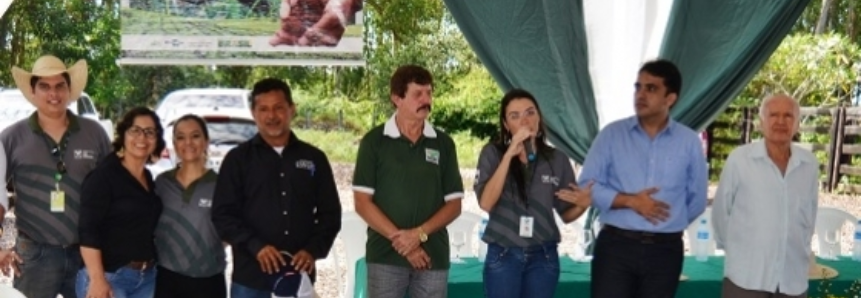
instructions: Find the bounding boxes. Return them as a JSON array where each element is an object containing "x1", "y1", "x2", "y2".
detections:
[
  {"x1": 808, "y1": 251, "x2": 838, "y2": 280},
  {"x1": 11, "y1": 55, "x2": 88, "y2": 107}
]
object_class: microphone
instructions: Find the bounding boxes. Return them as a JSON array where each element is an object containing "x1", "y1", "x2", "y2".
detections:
[{"x1": 523, "y1": 139, "x2": 536, "y2": 162}]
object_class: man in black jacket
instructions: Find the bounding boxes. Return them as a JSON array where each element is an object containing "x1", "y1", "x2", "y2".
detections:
[{"x1": 212, "y1": 78, "x2": 342, "y2": 298}]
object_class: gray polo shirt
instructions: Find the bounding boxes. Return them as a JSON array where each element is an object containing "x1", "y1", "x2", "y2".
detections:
[
  {"x1": 474, "y1": 143, "x2": 576, "y2": 247},
  {"x1": 1, "y1": 111, "x2": 111, "y2": 245},
  {"x1": 154, "y1": 168, "x2": 225, "y2": 278}
]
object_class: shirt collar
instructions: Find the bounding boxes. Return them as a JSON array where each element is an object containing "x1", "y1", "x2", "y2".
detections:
[
  {"x1": 251, "y1": 131, "x2": 301, "y2": 148},
  {"x1": 625, "y1": 115, "x2": 676, "y2": 135},
  {"x1": 28, "y1": 110, "x2": 81, "y2": 133},
  {"x1": 749, "y1": 141, "x2": 817, "y2": 164},
  {"x1": 383, "y1": 113, "x2": 437, "y2": 139}
]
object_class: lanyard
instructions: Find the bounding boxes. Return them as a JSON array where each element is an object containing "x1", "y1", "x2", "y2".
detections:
[{"x1": 39, "y1": 131, "x2": 70, "y2": 190}]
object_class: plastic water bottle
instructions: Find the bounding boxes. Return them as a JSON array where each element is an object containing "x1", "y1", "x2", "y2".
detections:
[
  {"x1": 853, "y1": 220, "x2": 861, "y2": 261},
  {"x1": 478, "y1": 217, "x2": 489, "y2": 262},
  {"x1": 695, "y1": 219, "x2": 710, "y2": 262}
]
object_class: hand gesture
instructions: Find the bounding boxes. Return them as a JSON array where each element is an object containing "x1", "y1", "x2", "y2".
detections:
[
  {"x1": 289, "y1": 250, "x2": 315, "y2": 274},
  {"x1": 555, "y1": 181, "x2": 594, "y2": 207},
  {"x1": 390, "y1": 229, "x2": 421, "y2": 256},
  {"x1": 628, "y1": 188, "x2": 670, "y2": 225},
  {"x1": 85, "y1": 276, "x2": 113, "y2": 298},
  {"x1": 405, "y1": 247, "x2": 431, "y2": 270},
  {"x1": 0, "y1": 250, "x2": 21, "y2": 277},
  {"x1": 505, "y1": 128, "x2": 533, "y2": 158},
  {"x1": 256, "y1": 245, "x2": 287, "y2": 274}
]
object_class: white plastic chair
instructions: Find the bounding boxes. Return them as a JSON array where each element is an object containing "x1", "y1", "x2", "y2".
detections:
[
  {"x1": 448, "y1": 211, "x2": 482, "y2": 257},
  {"x1": 0, "y1": 286, "x2": 26, "y2": 298},
  {"x1": 686, "y1": 207, "x2": 717, "y2": 257},
  {"x1": 815, "y1": 207, "x2": 857, "y2": 259},
  {"x1": 340, "y1": 211, "x2": 368, "y2": 298}
]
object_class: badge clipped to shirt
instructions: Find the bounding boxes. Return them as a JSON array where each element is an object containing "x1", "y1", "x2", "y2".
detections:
[
  {"x1": 50, "y1": 174, "x2": 65, "y2": 213},
  {"x1": 425, "y1": 148, "x2": 440, "y2": 165},
  {"x1": 519, "y1": 216, "x2": 534, "y2": 238}
]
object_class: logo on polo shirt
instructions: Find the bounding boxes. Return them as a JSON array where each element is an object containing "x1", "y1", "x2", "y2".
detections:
[
  {"x1": 73, "y1": 149, "x2": 96, "y2": 160},
  {"x1": 198, "y1": 198, "x2": 212, "y2": 208},
  {"x1": 541, "y1": 175, "x2": 559, "y2": 186},
  {"x1": 296, "y1": 160, "x2": 316, "y2": 176},
  {"x1": 425, "y1": 148, "x2": 439, "y2": 165}
]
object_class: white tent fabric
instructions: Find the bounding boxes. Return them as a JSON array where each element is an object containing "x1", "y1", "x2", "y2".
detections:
[
  {"x1": 0, "y1": 0, "x2": 13, "y2": 20},
  {"x1": 583, "y1": 0, "x2": 674, "y2": 127}
]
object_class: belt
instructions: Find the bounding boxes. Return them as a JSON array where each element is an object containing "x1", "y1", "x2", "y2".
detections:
[
  {"x1": 602, "y1": 225, "x2": 682, "y2": 244},
  {"x1": 126, "y1": 260, "x2": 154, "y2": 271}
]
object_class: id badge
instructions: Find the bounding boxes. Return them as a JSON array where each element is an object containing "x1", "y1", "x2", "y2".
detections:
[
  {"x1": 519, "y1": 216, "x2": 534, "y2": 238},
  {"x1": 50, "y1": 190, "x2": 65, "y2": 213}
]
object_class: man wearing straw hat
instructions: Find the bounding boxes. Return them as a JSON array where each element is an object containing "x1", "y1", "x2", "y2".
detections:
[
  {"x1": 0, "y1": 55, "x2": 111, "y2": 298},
  {"x1": 712, "y1": 94, "x2": 819, "y2": 298}
]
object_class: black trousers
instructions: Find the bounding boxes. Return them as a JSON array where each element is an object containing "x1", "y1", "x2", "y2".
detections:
[
  {"x1": 590, "y1": 226, "x2": 684, "y2": 298},
  {"x1": 154, "y1": 266, "x2": 227, "y2": 298}
]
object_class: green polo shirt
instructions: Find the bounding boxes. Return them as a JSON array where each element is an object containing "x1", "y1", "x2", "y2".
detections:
[{"x1": 352, "y1": 114, "x2": 464, "y2": 270}]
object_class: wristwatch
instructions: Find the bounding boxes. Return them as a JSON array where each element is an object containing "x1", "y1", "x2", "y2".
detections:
[{"x1": 417, "y1": 227, "x2": 428, "y2": 243}]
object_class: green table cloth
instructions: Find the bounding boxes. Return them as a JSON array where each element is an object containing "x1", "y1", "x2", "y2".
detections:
[{"x1": 354, "y1": 256, "x2": 861, "y2": 297}]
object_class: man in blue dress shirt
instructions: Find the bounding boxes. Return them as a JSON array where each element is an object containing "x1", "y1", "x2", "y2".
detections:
[
  {"x1": 712, "y1": 94, "x2": 818, "y2": 298},
  {"x1": 579, "y1": 59, "x2": 709, "y2": 298}
]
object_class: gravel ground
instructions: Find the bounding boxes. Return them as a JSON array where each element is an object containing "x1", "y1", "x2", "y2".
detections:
[{"x1": 0, "y1": 163, "x2": 859, "y2": 298}]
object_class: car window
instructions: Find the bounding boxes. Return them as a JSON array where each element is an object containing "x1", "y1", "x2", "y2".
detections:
[
  {"x1": 77, "y1": 95, "x2": 97, "y2": 115},
  {"x1": 0, "y1": 94, "x2": 35, "y2": 122},
  {"x1": 207, "y1": 119, "x2": 258, "y2": 144},
  {"x1": 163, "y1": 94, "x2": 246, "y2": 110}
]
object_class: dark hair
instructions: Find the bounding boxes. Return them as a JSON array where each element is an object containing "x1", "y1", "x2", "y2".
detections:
[
  {"x1": 111, "y1": 107, "x2": 166, "y2": 164},
  {"x1": 30, "y1": 73, "x2": 71, "y2": 91},
  {"x1": 249, "y1": 78, "x2": 293, "y2": 109},
  {"x1": 389, "y1": 65, "x2": 433, "y2": 98},
  {"x1": 639, "y1": 59, "x2": 682, "y2": 97},
  {"x1": 493, "y1": 88, "x2": 552, "y2": 206},
  {"x1": 172, "y1": 114, "x2": 209, "y2": 141}
]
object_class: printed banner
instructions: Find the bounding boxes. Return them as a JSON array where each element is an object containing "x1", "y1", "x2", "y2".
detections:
[{"x1": 119, "y1": 0, "x2": 364, "y2": 66}]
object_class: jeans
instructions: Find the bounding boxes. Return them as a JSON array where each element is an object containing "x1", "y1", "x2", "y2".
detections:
[
  {"x1": 13, "y1": 235, "x2": 81, "y2": 298},
  {"x1": 482, "y1": 242, "x2": 560, "y2": 298},
  {"x1": 230, "y1": 282, "x2": 270, "y2": 298},
  {"x1": 590, "y1": 227, "x2": 684, "y2": 298},
  {"x1": 367, "y1": 263, "x2": 449, "y2": 298},
  {"x1": 75, "y1": 266, "x2": 157, "y2": 298}
]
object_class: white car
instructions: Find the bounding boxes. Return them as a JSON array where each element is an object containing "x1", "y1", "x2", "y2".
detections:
[
  {"x1": 154, "y1": 88, "x2": 251, "y2": 126},
  {"x1": 0, "y1": 89, "x2": 114, "y2": 137},
  {"x1": 148, "y1": 112, "x2": 258, "y2": 177}
]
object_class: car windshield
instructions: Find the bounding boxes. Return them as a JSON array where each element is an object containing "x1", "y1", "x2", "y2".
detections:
[
  {"x1": 164, "y1": 94, "x2": 245, "y2": 109},
  {"x1": 0, "y1": 93, "x2": 36, "y2": 122},
  {"x1": 207, "y1": 119, "x2": 257, "y2": 144}
]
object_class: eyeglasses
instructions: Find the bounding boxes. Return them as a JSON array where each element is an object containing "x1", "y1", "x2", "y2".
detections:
[
  {"x1": 126, "y1": 126, "x2": 158, "y2": 139},
  {"x1": 507, "y1": 108, "x2": 538, "y2": 121},
  {"x1": 50, "y1": 146, "x2": 66, "y2": 174}
]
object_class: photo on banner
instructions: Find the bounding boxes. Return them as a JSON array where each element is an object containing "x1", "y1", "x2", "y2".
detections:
[{"x1": 118, "y1": 0, "x2": 364, "y2": 66}]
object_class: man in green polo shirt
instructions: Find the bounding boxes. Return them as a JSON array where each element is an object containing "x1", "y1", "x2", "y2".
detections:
[{"x1": 352, "y1": 65, "x2": 464, "y2": 298}]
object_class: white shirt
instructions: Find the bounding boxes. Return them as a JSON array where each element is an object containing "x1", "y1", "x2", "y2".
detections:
[{"x1": 712, "y1": 141, "x2": 819, "y2": 295}]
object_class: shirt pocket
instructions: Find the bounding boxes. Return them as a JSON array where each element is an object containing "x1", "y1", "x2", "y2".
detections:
[{"x1": 661, "y1": 155, "x2": 688, "y2": 190}]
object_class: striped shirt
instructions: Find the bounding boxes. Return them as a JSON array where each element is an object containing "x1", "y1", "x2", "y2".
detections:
[
  {"x1": 154, "y1": 168, "x2": 225, "y2": 278},
  {"x1": 0, "y1": 111, "x2": 110, "y2": 245},
  {"x1": 474, "y1": 143, "x2": 576, "y2": 247}
]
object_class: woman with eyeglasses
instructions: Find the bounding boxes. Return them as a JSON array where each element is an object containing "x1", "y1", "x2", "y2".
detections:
[
  {"x1": 77, "y1": 107, "x2": 165, "y2": 298},
  {"x1": 474, "y1": 89, "x2": 593, "y2": 298},
  {"x1": 153, "y1": 114, "x2": 226, "y2": 298}
]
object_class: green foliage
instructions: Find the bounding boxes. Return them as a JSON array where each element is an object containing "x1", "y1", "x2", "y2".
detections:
[
  {"x1": 431, "y1": 67, "x2": 501, "y2": 140},
  {"x1": 708, "y1": 33, "x2": 861, "y2": 181}
]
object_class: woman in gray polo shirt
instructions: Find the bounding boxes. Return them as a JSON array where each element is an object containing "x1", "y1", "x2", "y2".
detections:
[
  {"x1": 474, "y1": 89, "x2": 592, "y2": 298},
  {"x1": 153, "y1": 115, "x2": 226, "y2": 298}
]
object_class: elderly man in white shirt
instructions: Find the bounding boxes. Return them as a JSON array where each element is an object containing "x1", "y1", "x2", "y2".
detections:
[{"x1": 712, "y1": 94, "x2": 819, "y2": 298}]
